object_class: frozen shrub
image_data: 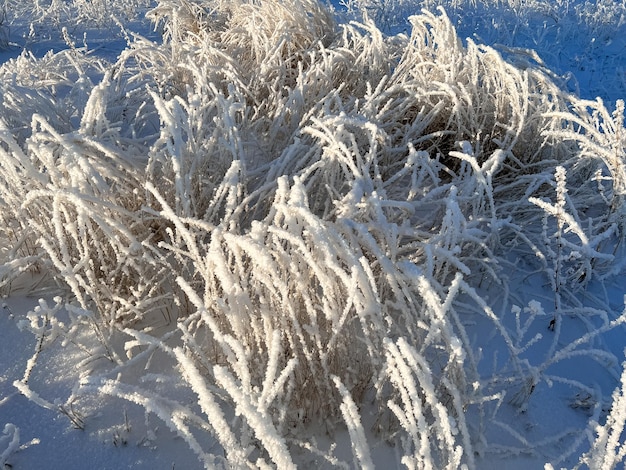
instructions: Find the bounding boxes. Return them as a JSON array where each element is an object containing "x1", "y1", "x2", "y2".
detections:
[{"x1": 2, "y1": 0, "x2": 626, "y2": 468}]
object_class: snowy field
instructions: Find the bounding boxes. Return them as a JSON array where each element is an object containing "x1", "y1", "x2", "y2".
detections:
[{"x1": 1, "y1": 0, "x2": 625, "y2": 468}]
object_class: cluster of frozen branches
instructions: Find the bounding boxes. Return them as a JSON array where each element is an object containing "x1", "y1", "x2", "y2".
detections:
[{"x1": 1, "y1": 0, "x2": 625, "y2": 468}]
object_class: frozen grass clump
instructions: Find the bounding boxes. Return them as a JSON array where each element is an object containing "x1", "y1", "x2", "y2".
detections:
[
  {"x1": 342, "y1": 0, "x2": 626, "y2": 107},
  {"x1": 1, "y1": 0, "x2": 626, "y2": 468},
  {"x1": 4, "y1": 0, "x2": 155, "y2": 31},
  {"x1": 0, "y1": 0, "x2": 156, "y2": 53}
]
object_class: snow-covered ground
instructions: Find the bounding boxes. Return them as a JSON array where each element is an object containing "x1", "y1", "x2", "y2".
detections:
[{"x1": 1, "y1": 1, "x2": 625, "y2": 469}]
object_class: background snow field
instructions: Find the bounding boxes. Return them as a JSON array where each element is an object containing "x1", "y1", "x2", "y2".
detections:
[{"x1": 1, "y1": 0, "x2": 626, "y2": 468}]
